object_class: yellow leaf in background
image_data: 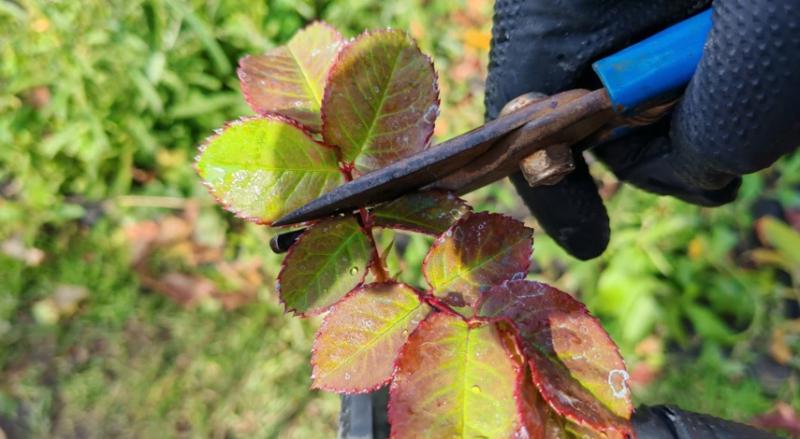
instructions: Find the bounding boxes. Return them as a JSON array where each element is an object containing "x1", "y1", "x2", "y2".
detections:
[
  {"x1": 1, "y1": 236, "x2": 45, "y2": 266},
  {"x1": 409, "y1": 20, "x2": 425, "y2": 40},
  {"x1": 687, "y1": 237, "x2": 704, "y2": 261},
  {"x1": 31, "y1": 18, "x2": 50, "y2": 33},
  {"x1": 463, "y1": 29, "x2": 490, "y2": 51},
  {"x1": 769, "y1": 320, "x2": 800, "y2": 366}
]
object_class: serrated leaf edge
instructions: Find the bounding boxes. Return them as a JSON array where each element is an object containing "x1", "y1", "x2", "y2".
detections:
[
  {"x1": 372, "y1": 190, "x2": 472, "y2": 236},
  {"x1": 237, "y1": 21, "x2": 344, "y2": 131},
  {"x1": 421, "y1": 212, "x2": 534, "y2": 304},
  {"x1": 320, "y1": 28, "x2": 440, "y2": 166},
  {"x1": 194, "y1": 114, "x2": 343, "y2": 226},
  {"x1": 310, "y1": 281, "x2": 429, "y2": 394},
  {"x1": 275, "y1": 216, "x2": 370, "y2": 316},
  {"x1": 476, "y1": 281, "x2": 633, "y2": 435},
  {"x1": 388, "y1": 314, "x2": 525, "y2": 438},
  {"x1": 387, "y1": 311, "x2": 447, "y2": 439}
]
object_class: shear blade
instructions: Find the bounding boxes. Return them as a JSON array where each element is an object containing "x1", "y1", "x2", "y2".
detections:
[{"x1": 271, "y1": 98, "x2": 552, "y2": 227}]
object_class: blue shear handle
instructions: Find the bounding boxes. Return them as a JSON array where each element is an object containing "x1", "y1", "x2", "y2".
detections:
[{"x1": 593, "y1": 9, "x2": 712, "y2": 113}]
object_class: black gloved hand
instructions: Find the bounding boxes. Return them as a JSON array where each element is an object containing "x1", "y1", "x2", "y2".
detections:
[{"x1": 485, "y1": 0, "x2": 800, "y2": 260}]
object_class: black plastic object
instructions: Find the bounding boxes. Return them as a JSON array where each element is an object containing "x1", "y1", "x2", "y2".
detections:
[
  {"x1": 337, "y1": 389, "x2": 778, "y2": 438},
  {"x1": 338, "y1": 389, "x2": 389, "y2": 439},
  {"x1": 269, "y1": 229, "x2": 305, "y2": 254},
  {"x1": 632, "y1": 405, "x2": 777, "y2": 439}
]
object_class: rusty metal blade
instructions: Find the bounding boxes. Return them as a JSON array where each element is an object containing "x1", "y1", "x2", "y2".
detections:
[{"x1": 272, "y1": 91, "x2": 597, "y2": 227}]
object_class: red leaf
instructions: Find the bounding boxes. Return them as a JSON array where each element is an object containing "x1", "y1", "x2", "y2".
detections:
[
  {"x1": 322, "y1": 29, "x2": 439, "y2": 174},
  {"x1": 277, "y1": 216, "x2": 371, "y2": 315},
  {"x1": 478, "y1": 280, "x2": 633, "y2": 435},
  {"x1": 423, "y1": 213, "x2": 532, "y2": 313},
  {"x1": 238, "y1": 22, "x2": 342, "y2": 131},
  {"x1": 517, "y1": 360, "x2": 626, "y2": 438},
  {"x1": 311, "y1": 283, "x2": 429, "y2": 393},
  {"x1": 372, "y1": 190, "x2": 471, "y2": 235},
  {"x1": 389, "y1": 313, "x2": 520, "y2": 438},
  {"x1": 516, "y1": 365, "x2": 550, "y2": 438}
]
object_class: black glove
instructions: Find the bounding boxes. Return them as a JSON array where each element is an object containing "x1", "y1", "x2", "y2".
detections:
[{"x1": 485, "y1": 0, "x2": 800, "y2": 260}]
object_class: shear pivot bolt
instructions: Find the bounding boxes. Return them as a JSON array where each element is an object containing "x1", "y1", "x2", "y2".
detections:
[
  {"x1": 519, "y1": 144, "x2": 575, "y2": 187},
  {"x1": 499, "y1": 92, "x2": 549, "y2": 116}
]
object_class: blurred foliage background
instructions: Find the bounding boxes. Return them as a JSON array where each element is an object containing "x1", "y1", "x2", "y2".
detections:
[{"x1": 1, "y1": 0, "x2": 798, "y2": 437}]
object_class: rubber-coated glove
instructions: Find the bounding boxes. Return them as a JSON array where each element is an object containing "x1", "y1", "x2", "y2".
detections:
[{"x1": 485, "y1": 0, "x2": 800, "y2": 260}]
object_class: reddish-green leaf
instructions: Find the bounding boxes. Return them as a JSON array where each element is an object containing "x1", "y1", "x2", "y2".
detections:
[
  {"x1": 423, "y1": 213, "x2": 532, "y2": 312},
  {"x1": 278, "y1": 216, "x2": 371, "y2": 314},
  {"x1": 238, "y1": 22, "x2": 342, "y2": 131},
  {"x1": 311, "y1": 283, "x2": 429, "y2": 392},
  {"x1": 372, "y1": 191, "x2": 470, "y2": 235},
  {"x1": 517, "y1": 366, "x2": 621, "y2": 438},
  {"x1": 196, "y1": 116, "x2": 343, "y2": 225},
  {"x1": 322, "y1": 29, "x2": 439, "y2": 174},
  {"x1": 478, "y1": 280, "x2": 633, "y2": 435},
  {"x1": 516, "y1": 366, "x2": 567, "y2": 439},
  {"x1": 389, "y1": 313, "x2": 520, "y2": 438}
]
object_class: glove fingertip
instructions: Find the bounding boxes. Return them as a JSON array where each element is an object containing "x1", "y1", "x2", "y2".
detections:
[{"x1": 510, "y1": 153, "x2": 609, "y2": 260}]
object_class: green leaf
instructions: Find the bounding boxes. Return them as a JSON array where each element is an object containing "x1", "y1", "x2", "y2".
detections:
[
  {"x1": 196, "y1": 116, "x2": 344, "y2": 225},
  {"x1": 756, "y1": 217, "x2": 800, "y2": 266},
  {"x1": 322, "y1": 29, "x2": 439, "y2": 174},
  {"x1": 372, "y1": 191, "x2": 470, "y2": 235},
  {"x1": 239, "y1": 22, "x2": 343, "y2": 131},
  {"x1": 423, "y1": 212, "x2": 532, "y2": 312},
  {"x1": 311, "y1": 283, "x2": 429, "y2": 392},
  {"x1": 277, "y1": 216, "x2": 371, "y2": 314},
  {"x1": 684, "y1": 303, "x2": 738, "y2": 345},
  {"x1": 389, "y1": 313, "x2": 520, "y2": 438},
  {"x1": 478, "y1": 281, "x2": 633, "y2": 435}
]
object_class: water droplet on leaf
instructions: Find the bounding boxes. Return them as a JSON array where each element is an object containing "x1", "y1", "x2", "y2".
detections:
[
  {"x1": 471, "y1": 385, "x2": 481, "y2": 394},
  {"x1": 349, "y1": 266, "x2": 359, "y2": 275}
]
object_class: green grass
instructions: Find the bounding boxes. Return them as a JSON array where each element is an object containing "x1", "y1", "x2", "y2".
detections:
[
  {"x1": 1, "y1": 0, "x2": 799, "y2": 437},
  {"x1": 0, "y1": 0, "x2": 491, "y2": 436}
]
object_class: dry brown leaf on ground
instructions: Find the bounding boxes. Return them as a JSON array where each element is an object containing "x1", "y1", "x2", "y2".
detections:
[
  {"x1": 123, "y1": 206, "x2": 261, "y2": 310},
  {"x1": 2, "y1": 235, "x2": 45, "y2": 266},
  {"x1": 32, "y1": 284, "x2": 89, "y2": 324},
  {"x1": 123, "y1": 220, "x2": 160, "y2": 264},
  {"x1": 770, "y1": 320, "x2": 800, "y2": 365},
  {"x1": 137, "y1": 272, "x2": 216, "y2": 308},
  {"x1": 155, "y1": 215, "x2": 194, "y2": 245}
]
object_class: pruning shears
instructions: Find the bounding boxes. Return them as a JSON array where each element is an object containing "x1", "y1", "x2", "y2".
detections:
[{"x1": 273, "y1": 10, "x2": 713, "y2": 228}]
